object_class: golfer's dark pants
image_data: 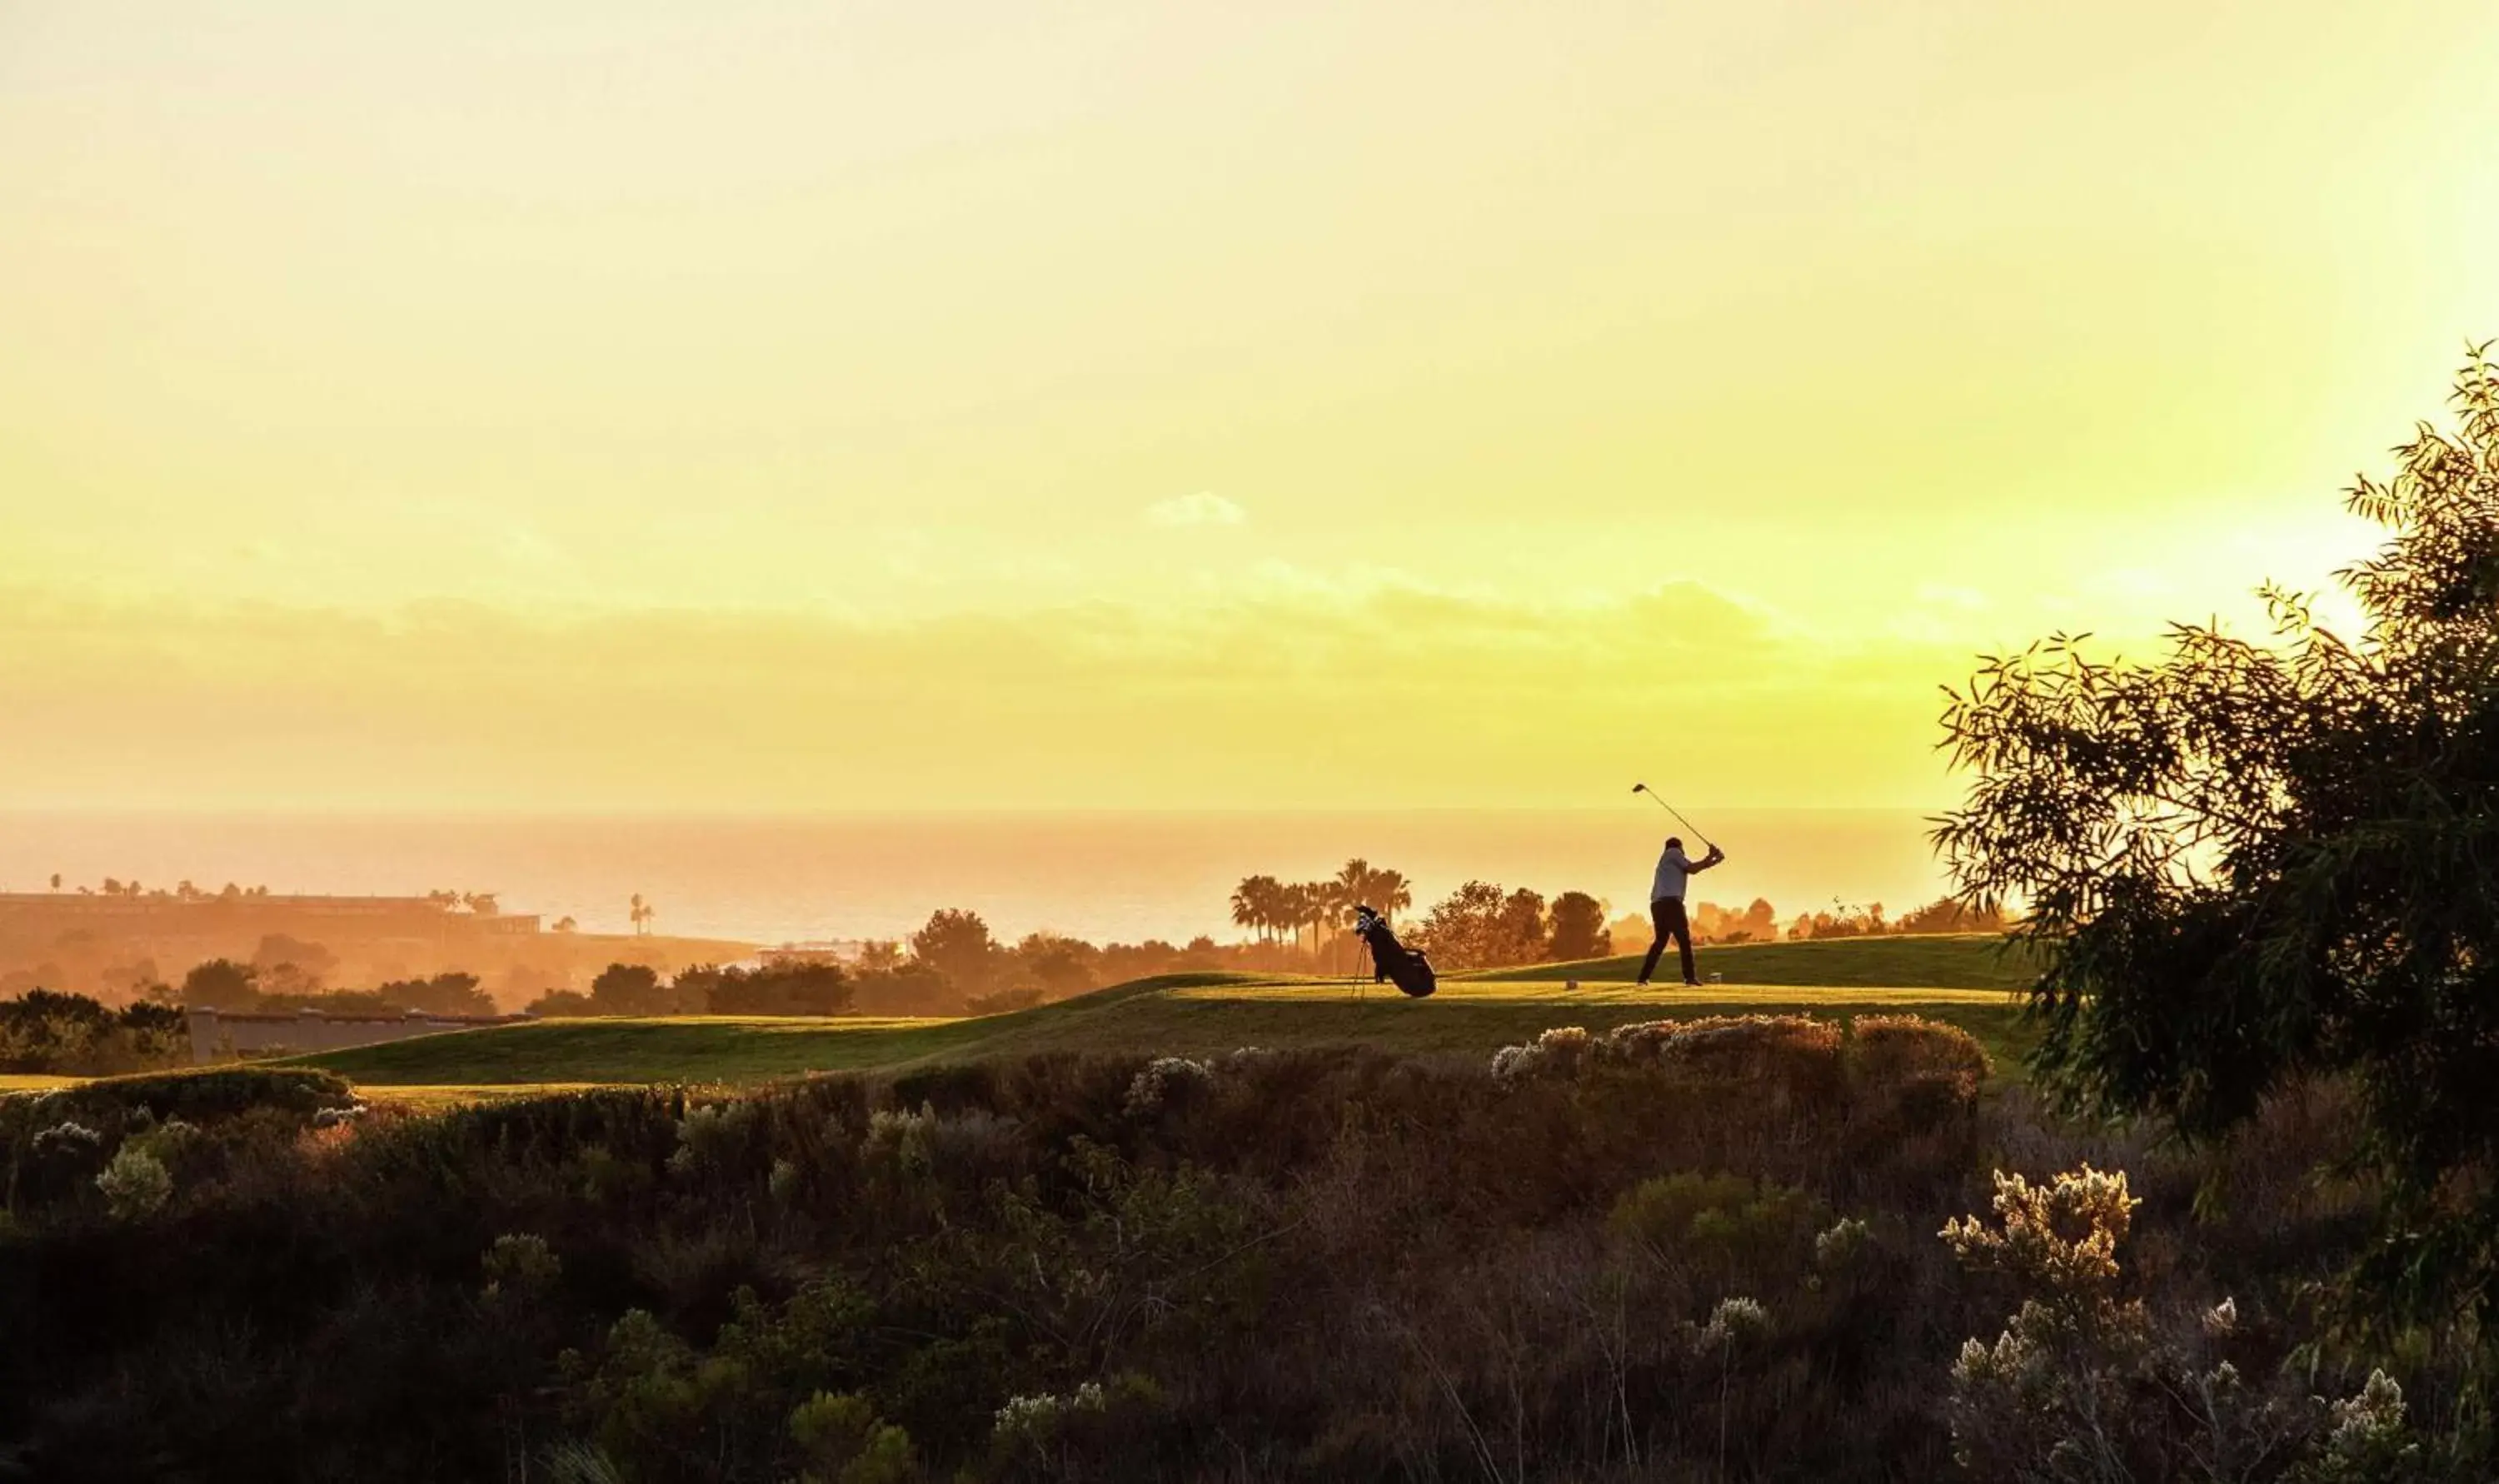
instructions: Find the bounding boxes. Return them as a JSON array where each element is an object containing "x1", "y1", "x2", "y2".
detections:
[{"x1": 1639, "y1": 898, "x2": 1694, "y2": 984}]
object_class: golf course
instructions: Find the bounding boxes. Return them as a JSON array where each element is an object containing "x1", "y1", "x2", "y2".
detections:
[{"x1": 282, "y1": 934, "x2": 2038, "y2": 1093}]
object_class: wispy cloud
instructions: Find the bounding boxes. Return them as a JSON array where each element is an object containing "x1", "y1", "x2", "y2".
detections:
[
  {"x1": 1145, "y1": 492, "x2": 1246, "y2": 528},
  {"x1": 0, "y1": 580, "x2": 1973, "y2": 811}
]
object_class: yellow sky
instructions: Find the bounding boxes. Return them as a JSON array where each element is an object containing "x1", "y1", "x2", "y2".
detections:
[{"x1": 2, "y1": 1, "x2": 2495, "y2": 810}]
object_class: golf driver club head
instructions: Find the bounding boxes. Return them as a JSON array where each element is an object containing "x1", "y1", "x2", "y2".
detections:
[{"x1": 1631, "y1": 783, "x2": 1713, "y2": 850}]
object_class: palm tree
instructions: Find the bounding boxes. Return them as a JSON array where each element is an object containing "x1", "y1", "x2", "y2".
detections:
[
  {"x1": 1232, "y1": 874, "x2": 1284, "y2": 944},
  {"x1": 1334, "y1": 859, "x2": 1373, "y2": 914},
  {"x1": 1371, "y1": 868, "x2": 1413, "y2": 927},
  {"x1": 629, "y1": 894, "x2": 655, "y2": 936},
  {"x1": 1230, "y1": 876, "x2": 1268, "y2": 943},
  {"x1": 1287, "y1": 880, "x2": 1339, "y2": 962},
  {"x1": 1269, "y1": 882, "x2": 1299, "y2": 954},
  {"x1": 1319, "y1": 868, "x2": 1368, "y2": 972}
]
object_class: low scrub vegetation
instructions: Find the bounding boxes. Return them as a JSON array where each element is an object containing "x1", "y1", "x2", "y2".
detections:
[{"x1": 0, "y1": 1018, "x2": 2480, "y2": 1480}]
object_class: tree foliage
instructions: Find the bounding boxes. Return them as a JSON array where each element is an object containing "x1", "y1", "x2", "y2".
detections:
[
  {"x1": 591, "y1": 963, "x2": 671, "y2": 1016},
  {"x1": 1413, "y1": 881, "x2": 1549, "y2": 970},
  {"x1": 0, "y1": 991, "x2": 188, "y2": 1073},
  {"x1": 177, "y1": 959, "x2": 259, "y2": 1008},
  {"x1": 1937, "y1": 346, "x2": 2499, "y2": 1324},
  {"x1": 1547, "y1": 891, "x2": 1613, "y2": 961},
  {"x1": 910, "y1": 909, "x2": 997, "y2": 993},
  {"x1": 681, "y1": 962, "x2": 854, "y2": 1017}
]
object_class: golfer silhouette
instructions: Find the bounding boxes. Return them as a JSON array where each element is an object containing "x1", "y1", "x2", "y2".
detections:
[{"x1": 1638, "y1": 835, "x2": 1726, "y2": 987}]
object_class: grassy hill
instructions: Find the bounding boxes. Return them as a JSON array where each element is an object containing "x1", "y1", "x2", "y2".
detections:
[{"x1": 294, "y1": 934, "x2": 2042, "y2": 1090}]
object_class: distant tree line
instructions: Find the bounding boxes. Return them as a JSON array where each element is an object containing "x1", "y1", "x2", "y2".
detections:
[
  {"x1": 522, "y1": 909, "x2": 1251, "y2": 1019},
  {"x1": 166, "y1": 959, "x2": 501, "y2": 1018},
  {"x1": 1782, "y1": 897, "x2": 2008, "y2": 942},
  {"x1": 0, "y1": 990, "x2": 187, "y2": 1074},
  {"x1": 10, "y1": 884, "x2": 2016, "y2": 1033},
  {"x1": 526, "y1": 961, "x2": 860, "y2": 1018},
  {"x1": 32, "y1": 877, "x2": 276, "y2": 900}
]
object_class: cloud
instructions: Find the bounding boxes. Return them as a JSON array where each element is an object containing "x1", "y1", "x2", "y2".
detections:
[
  {"x1": 0, "y1": 580, "x2": 1976, "y2": 812},
  {"x1": 1145, "y1": 491, "x2": 1246, "y2": 528}
]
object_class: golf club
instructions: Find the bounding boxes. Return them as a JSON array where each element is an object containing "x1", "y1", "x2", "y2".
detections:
[{"x1": 1631, "y1": 783, "x2": 1715, "y2": 851}]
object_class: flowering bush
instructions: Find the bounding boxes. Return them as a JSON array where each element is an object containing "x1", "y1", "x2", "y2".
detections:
[
  {"x1": 1493, "y1": 1016, "x2": 1850, "y2": 1089},
  {"x1": 1123, "y1": 1056, "x2": 1211, "y2": 1118},
  {"x1": 1941, "y1": 1165, "x2": 2418, "y2": 1482},
  {"x1": 1489, "y1": 1025, "x2": 1594, "y2": 1083},
  {"x1": 29, "y1": 1119, "x2": 102, "y2": 1160},
  {"x1": 2293, "y1": 1369, "x2": 2422, "y2": 1483},
  {"x1": 481, "y1": 1233, "x2": 562, "y2": 1299}
]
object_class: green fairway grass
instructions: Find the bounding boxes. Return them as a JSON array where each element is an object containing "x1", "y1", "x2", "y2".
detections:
[
  {"x1": 1479, "y1": 932, "x2": 2042, "y2": 989},
  {"x1": 294, "y1": 936, "x2": 2043, "y2": 1092}
]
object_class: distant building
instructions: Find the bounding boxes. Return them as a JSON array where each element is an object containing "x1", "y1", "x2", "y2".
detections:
[
  {"x1": 758, "y1": 940, "x2": 861, "y2": 968},
  {"x1": 0, "y1": 893, "x2": 540, "y2": 941}
]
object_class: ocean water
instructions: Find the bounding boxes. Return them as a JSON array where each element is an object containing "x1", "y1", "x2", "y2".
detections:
[{"x1": 0, "y1": 809, "x2": 1948, "y2": 947}]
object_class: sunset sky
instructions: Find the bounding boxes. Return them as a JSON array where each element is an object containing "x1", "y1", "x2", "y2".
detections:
[{"x1": 4, "y1": 1, "x2": 2497, "y2": 812}]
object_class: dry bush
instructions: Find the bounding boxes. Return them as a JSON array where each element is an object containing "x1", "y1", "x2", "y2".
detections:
[{"x1": 1849, "y1": 1014, "x2": 1990, "y2": 1097}]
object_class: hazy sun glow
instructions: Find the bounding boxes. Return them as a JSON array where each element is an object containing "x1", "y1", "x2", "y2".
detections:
[{"x1": 4, "y1": 0, "x2": 2493, "y2": 810}]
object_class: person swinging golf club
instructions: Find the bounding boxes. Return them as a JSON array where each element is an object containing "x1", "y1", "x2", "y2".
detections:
[{"x1": 1632, "y1": 784, "x2": 1724, "y2": 987}]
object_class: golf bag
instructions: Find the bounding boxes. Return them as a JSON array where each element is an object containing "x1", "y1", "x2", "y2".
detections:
[{"x1": 1354, "y1": 905, "x2": 1436, "y2": 998}]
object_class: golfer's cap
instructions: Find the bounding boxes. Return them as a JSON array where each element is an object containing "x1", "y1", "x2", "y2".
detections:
[{"x1": 1665, "y1": 835, "x2": 1683, "y2": 849}]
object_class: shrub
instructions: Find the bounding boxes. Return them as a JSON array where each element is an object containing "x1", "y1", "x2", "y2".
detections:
[
  {"x1": 790, "y1": 1390, "x2": 919, "y2": 1484},
  {"x1": 1813, "y1": 1216, "x2": 1873, "y2": 1272},
  {"x1": 1598, "y1": 1013, "x2": 1841, "y2": 1071},
  {"x1": 1940, "y1": 1164, "x2": 2137, "y2": 1314},
  {"x1": 1489, "y1": 1025, "x2": 1593, "y2": 1083},
  {"x1": 482, "y1": 1233, "x2": 563, "y2": 1298},
  {"x1": 1609, "y1": 1172, "x2": 1826, "y2": 1292},
  {"x1": 1848, "y1": 1013, "x2": 1990, "y2": 1095},
  {"x1": 668, "y1": 1100, "x2": 761, "y2": 1178},
  {"x1": 95, "y1": 1144, "x2": 172, "y2": 1219},
  {"x1": 1935, "y1": 1164, "x2": 2422, "y2": 1481},
  {"x1": 36, "y1": 1065, "x2": 353, "y2": 1124},
  {"x1": 1123, "y1": 1057, "x2": 1210, "y2": 1118},
  {"x1": 1697, "y1": 1294, "x2": 1771, "y2": 1348},
  {"x1": 865, "y1": 1103, "x2": 939, "y2": 1178},
  {"x1": 2293, "y1": 1370, "x2": 2423, "y2": 1483},
  {"x1": 27, "y1": 1119, "x2": 102, "y2": 1160}
]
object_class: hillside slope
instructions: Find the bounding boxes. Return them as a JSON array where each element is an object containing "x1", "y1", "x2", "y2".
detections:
[{"x1": 297, "y1": 936, "x2": 2039, "y2": 1088}]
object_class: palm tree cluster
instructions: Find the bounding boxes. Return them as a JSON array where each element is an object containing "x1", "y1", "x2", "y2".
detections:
[{"x1": 1230, "y1": 859, "x2": 1412, "y2": 958}]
